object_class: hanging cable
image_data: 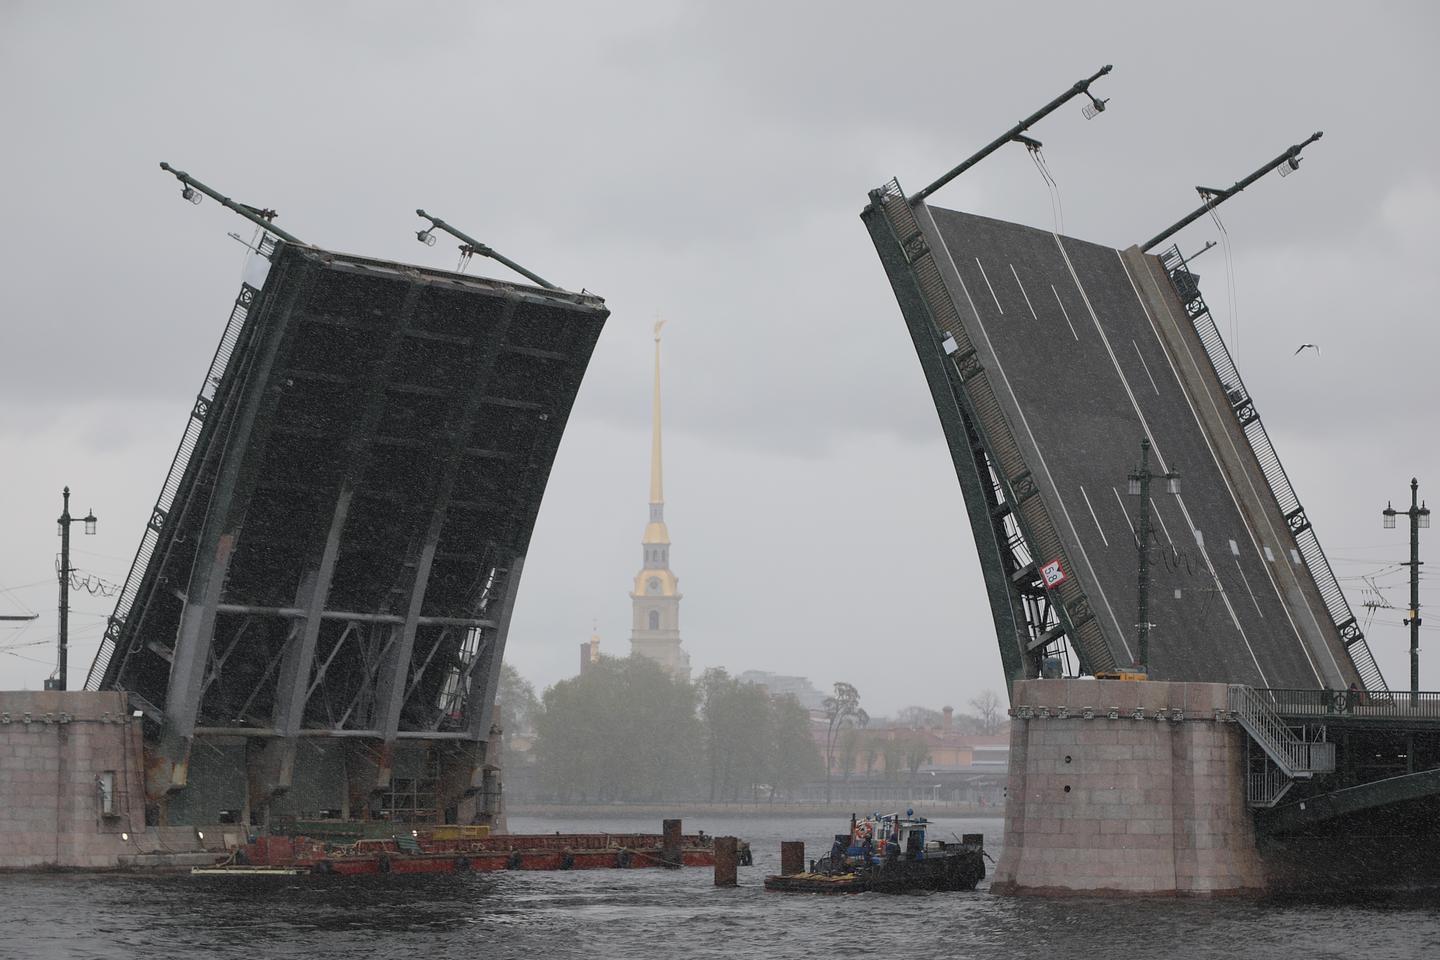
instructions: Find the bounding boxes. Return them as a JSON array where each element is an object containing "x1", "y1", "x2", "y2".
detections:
[
  {"x1": 1028, "y1": 145, "x2": 1065, "y2": 237},
  {"x1": 1035, "y1": 149, "x2": 1065, "y2": 236},
  {"x1": 1204, "y1": 198, "x2": 1241, "y2": 362}
]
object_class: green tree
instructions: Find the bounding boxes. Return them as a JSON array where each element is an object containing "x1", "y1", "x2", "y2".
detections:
[
  {"x1": 497, "y1": 663, "x2": 540, "y2": 736},
  {"x1": 879, "y1": 734, "x2": 903, "y2": 783},
  {"x1": 699, "y1": 668, "x2": 772, "y2": 801},
  {"x1": 822, "y1": 682, "x2": 869, "y2": 802},
  {"x1": 838, "y1": 726, "x2": 863, "y2": 782},
  {"x1": 902, "y1": 733, "x2": 932, "y2": 781},
  {"x1": 862, "y1": 732, "x2": 881, "y2": 778},
  {"x1": 767, "y1": 693, "x2": 821, "y2": 801},
  {"x1": 533, "y1": 654, "x2": 700, "y2": 801}
]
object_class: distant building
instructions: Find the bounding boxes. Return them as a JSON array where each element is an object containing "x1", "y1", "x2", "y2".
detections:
[
  {"x1": 807, "y1": 706, "x2": 1010, "y2": 806},
  {"x1": 629, "y1": 321, "x2": 690, "y2": 680},
  {"x1": 579, "y1": 627, "x2": 601, "y2": 676},
  {"x1": 737, "y1": 670, "x2": 826, "y2": 710}
]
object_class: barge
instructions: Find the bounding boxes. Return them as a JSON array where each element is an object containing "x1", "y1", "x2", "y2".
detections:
[
  {"x1": 764, "y1": 812, "x2": 984, "y2": 894},
  {"x1": 194, "y1": 824, "x2": 745, "y2": 877}
]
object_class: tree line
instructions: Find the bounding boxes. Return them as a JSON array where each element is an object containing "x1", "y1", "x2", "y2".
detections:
[
  {"x1": 502, "y1": 656, "x2": 823, "y2": 803},
  {"x1": 498, "y1": 660, "x2": 1003, "y2": 803}
]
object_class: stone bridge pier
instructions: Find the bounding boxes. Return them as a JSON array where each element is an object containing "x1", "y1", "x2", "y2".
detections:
[{"x1": 991, "y1": 678, "x2": 1266, "y2": 896}]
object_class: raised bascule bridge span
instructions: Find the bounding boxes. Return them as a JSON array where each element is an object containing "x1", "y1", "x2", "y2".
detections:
[
  {"x1": 85, "y1": 170, "x2": 607, "y2": 827},
  {"x1": 862, "y1": 186, "x2": 1383, "y2": 697},
  {"x1": 858, "y1": 75, "x2": 1440, "y2": 887}
]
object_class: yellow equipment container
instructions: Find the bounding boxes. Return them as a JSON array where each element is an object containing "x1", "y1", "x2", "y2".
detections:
[{"x1": 429, "y1": 824, "x2": 492, "y2": 840}]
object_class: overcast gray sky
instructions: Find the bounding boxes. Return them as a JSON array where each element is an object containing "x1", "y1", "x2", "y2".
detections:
[{"x1": 2, "y1": 1, "x2": 1437, "y2": 716}]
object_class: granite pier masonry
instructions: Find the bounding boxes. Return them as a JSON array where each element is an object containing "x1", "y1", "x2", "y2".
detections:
[
  {"x1": 992, "y1": 679, "x2": 1265, "y2": 896},
  {"x1": 0, "y1": 691, "x2": 224, "y2": 870}
]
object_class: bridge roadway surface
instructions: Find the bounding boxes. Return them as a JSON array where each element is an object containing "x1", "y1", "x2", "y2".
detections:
[{"x1": 917, "y1": 206, "x2": 1345, "y2": 690}]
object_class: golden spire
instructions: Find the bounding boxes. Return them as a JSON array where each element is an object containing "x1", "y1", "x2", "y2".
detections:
[
  {"x1": 650, "y1": 318, "x2": 666, "y2": 507},
  {"x1": 642, "y1": 318, "x2": 671, "y2": 549}
]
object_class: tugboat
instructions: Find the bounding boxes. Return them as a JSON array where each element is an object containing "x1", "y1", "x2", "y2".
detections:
[{"x1": 764, "y1": 811, "x2": 984, "y2": 894}]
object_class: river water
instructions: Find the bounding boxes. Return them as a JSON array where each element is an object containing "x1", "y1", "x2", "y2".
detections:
[{"x1": 2, "y1": 814, "x2": 1437, "y2": 960}]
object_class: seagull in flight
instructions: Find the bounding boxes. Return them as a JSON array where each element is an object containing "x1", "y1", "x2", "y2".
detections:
[{"x1": 1293, "y1": 343, "x2": 1320, "y2": 356}]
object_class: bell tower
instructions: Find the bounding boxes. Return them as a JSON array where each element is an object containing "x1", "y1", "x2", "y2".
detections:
[{"x1": 629, "y1": 319, "x2": 689, "y2": 679}]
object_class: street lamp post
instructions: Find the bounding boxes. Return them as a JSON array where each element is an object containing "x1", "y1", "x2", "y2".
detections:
[
  {"x1": 1383, "y1": 478, "x2": 1430, "y2": 705},
  {"x1": 1127, "y1": 439, "x2": 1180, "y2": 676},
  {"x1": 49, "y1": 487, "x2": 98, "y2": 692}
]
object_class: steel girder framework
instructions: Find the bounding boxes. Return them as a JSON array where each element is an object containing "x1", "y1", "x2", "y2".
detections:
[{"x1": 88, "y1": 240, "x2": 607, "y2": 817}]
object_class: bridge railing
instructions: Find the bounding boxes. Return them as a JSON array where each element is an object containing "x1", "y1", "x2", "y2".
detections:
[
  {"x1": 1255, "y1": 687, "x2": 1440, "y2": 721},
  {"x1": 83, "y1": 271, "x2": 267, "y2": 690},
  {"x1": 1161, "y1": 246, "x2": 1388, "y2": 694}
]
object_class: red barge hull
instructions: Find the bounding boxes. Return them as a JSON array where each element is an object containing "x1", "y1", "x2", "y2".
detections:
[{"x1": 196, "y1": 832, "x2": 728, "y2": 877}]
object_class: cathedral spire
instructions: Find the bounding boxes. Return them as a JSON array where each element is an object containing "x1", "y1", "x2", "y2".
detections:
[
  {"x1": 631, "y1": 318, "x2": 687, "y2": 679},
  {"x1": 650, "y1": 318, "x2": 666, "y2": 511}
]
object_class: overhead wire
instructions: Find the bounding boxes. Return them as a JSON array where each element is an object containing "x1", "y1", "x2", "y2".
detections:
[
  {"x1": 1, "y1": 648, "x2": 54, "y2": 665},
  {"x1": 67, "y1": 570, "x2": 121, "y2": 598}
]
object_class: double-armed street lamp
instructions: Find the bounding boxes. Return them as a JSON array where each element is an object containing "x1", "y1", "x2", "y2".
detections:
[
  {"x1": 46, "y1": 486, "x2": 97, "y2": 692},
  {"x1": 1383, "y1": 479, "x2": 1430, "y2": 704},
  {"x1": 1128, "y1": 439, "x2": 1180, "y2": 676}
]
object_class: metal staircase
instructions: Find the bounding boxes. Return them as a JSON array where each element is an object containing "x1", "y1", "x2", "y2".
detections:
[{"x1": 1229, "y1": 684, "x2": 1335, "y2": 807}]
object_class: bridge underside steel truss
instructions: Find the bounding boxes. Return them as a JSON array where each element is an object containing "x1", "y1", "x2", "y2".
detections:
[{"x1": 87, "y1": 240, "x2": 607, "y2": 821}]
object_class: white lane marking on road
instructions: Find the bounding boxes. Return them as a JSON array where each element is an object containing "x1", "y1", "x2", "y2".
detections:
[
  {"x1": 1151, "y1": 498, "x2": 1175, "y2": 546},
  {"x1": 975, "y1": 257, "x2": 1004, "y2": 314},
  {"x1": 921, "y1": 209, "x2": 1130, "y2": 660},
  {"x1": 1054, "y1": 233, "x2": 1267, "y2": 686},
  {"x1": 1132, "y1": 339, "x2": 1161, "y2": 396},
  {"x1": 1235, "y1": 560, "x2": 1264, "y2": 618},
  {"x1": 1112, "y1": 487, "x2": 1137, "y2": 545},
  {"x1": 1118, "y1": 251, "x2": 1337, "y2": 687},
  {"x1": 1050, "y1": 285, "x2": 1080, "y2": 341},
  {"x1": 1010, "y1": 263, "x2": 1038, "y2": 319},
  {"x1": 1080, "y1": 485, "x2": 1109, "y2": 547}
]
